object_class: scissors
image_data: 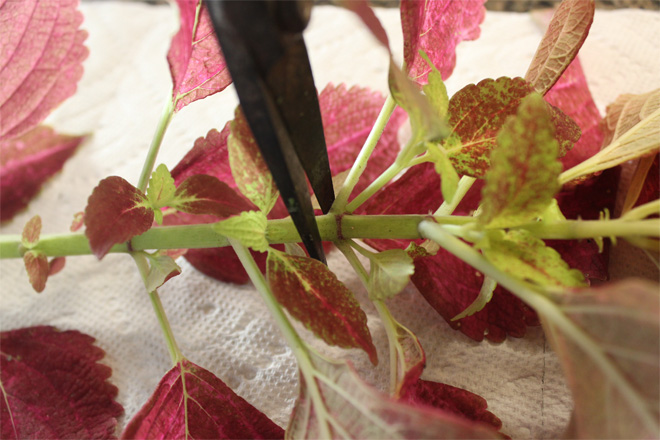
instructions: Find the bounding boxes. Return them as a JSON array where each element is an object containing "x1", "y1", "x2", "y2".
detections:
[{"x1": 205, "y1": 0, "x2": 334, "y2": 264}]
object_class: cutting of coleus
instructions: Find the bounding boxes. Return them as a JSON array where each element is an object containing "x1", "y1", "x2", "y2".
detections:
[{"x1": 0, "y1": 0, "x2": 658, "y2": 438}]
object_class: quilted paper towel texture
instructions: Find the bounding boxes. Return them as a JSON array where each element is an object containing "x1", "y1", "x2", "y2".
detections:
[{"x1": 1, "y1": 3, "x2": 659, "y2": 438}]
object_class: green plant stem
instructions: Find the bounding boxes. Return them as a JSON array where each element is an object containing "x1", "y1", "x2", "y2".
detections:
[
  {"x1": 345, "y1": 161, "x2": 406, "y2": 213},
  {"x1": 2, "y1": 216, "x2": 658, "y2": 259},
  {"x1": 230, "y1": 240, "x2": 332, "y2": 439},
  {"x1": 418, "y1": 220, "x2": 658, "y2": 434},
  {"x1": 434, "y1": 176, "x2": 476, "y2": 216},
  {"x1": 332, "y1": 95, "x2": 397, "y2": 213},
  {"x1": 132, "y1": 253, "x2": 182, "y2": 364},
  {"x1": 136, "y1": 98, "x2": 175, "y2": 192}
]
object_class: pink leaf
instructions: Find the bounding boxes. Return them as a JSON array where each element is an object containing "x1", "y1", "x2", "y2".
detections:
[
  {"x1": 545, "y1": 57, "x2": 604, "y2": 170},
  {"x1": 84, "y1": 176, "x2": 154, "y2": 259},
  {"x1": 401, "y1": 379, "x2": 504, "y2": 434},
  {"x1": 0, "y1": 126, "x2": 84, "y2": 222},
  {"x1": 401, "y1": 0, "x2": 486, "y2": 84},
  {"x1": 0, "y1": 0, "x2": 88, "y2": 139},
  {"x1": 0, "y1": 326, "x2": 123, "y2": 439},
  {"x1": 23, "y1": 251, "x2": 48, "y2": 293},
  {"x1": 48, "y1": 256, "x2": 66, "y2": 276},
  {"x1": 267, "y1": 248, "x2": 378, "y2": 364},
  {"x1": 525, "y1": 0, "x2": 595, "y2": 95},
  {"x1": 21, "y1": 215, "x2": 41, "y2": 247},
  {"x1": 168, "y1": 0, "x2": 231, "y2": 112},
  {"x1": 121, "y1": 358, "x2": 283, "y2": 439}
]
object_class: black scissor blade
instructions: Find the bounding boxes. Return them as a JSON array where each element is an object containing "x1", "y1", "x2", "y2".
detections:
[{"x1": 205, "y1": 1, "x2": 326, "y2": 263}]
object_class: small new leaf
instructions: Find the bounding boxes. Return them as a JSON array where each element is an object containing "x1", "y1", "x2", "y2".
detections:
[
  {"x1": 21, "y1": 215, "x2": 41, "y2": 248},
  {"x1": 23, "y1": 250, "x2": 48, "y2": 293},
  {"x1": 146, "y1": 164, "x2": 176, "y2": 210},
  {"x1": 266, "y1": 248, "x2": 378, "y2": 364},
  {"x1": 214, "y1": 211, "x2": 268, "y2": 253},
  {"x1": 481, "y1": 230, "x2": 586, "y2": 288},
  {"x1": 368, "y1": 249, "x2": 415, "y2": 300},
  {"x1": 420, "y1": 51, "x2": 449, "y2": 119},
  {"x1": 84, "y1": 176, "x2": 154, "y2": 259},
  {"x1": 426, "y1": 142, "x2": 459, "y2": 203},
  {"x1": 228, "y1": 109, "x2": 279, "y2": 214},
  {"x1": 480, "y1": 93, "x2": 562, "y2": 227}
]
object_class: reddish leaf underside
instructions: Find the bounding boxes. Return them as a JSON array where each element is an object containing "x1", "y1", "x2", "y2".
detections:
[
  {"x1": 168, "y1": 0, "x2": 231, "y2": 111},
  {"x1": 23, "y1": 251, "x2": 48, "y2": 293},
  {"x1": 444, "y1": 77, "x2": 579, "y2": 177},
  {"x1": 0, "y1": 126, "x2": 84, "y2": 222},
  {"x1": 174, "y1": 174, "x2": 253, "y2": 218},
  {"x1": 84, "y1": 176, "x2": 154, "y2": 259},
  {"x1": 267, "y1": 249, "x2": 378, "y2": 364},
  {"x1": 121, "y1": 358, "x2": 283, "y2": 440},
  {"x1": 0, "y1": 326, "x2": 123, "y2": 439},
  {"x1": 401, "y1": 379, "x2": 504, "y2": 434},
  {"x1": 401, "y1": 0, "x2": 486, "y2": 84},
  {"x1": 0, "y1": 0, "x2": 88, "y2": 139}
]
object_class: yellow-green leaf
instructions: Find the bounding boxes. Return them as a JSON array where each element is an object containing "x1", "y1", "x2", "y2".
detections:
[
  {"x1": 368, "y1": 249, "x2": 415, "y2": 300},
  {"x1": 213, "y1": 211, "x2": 268, "y2": 253}
]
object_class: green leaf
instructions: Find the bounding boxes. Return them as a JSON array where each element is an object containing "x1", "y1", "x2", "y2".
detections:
[
  {"x1": 426, "y1": 142, "x2": 459, "y2": 203},
  {"x1": 368, "y1": 249, "x2": 415, "y2": 300},
  {"x1": 480, "y1": 93, "x2": 562, "y2": 228},
  {"x1": 541, "y1": 279, "x2": 659, "y2": 438},
  {"x1": 452, "y1": 276, "x2": 497, "y2": 321},
  {"x1": 266, "y1": 248, "x2": 377, "y2": 364},
  {"x1": 213, "y1": 211, "x2": 268, "y2": 253},
  {"x1": 228, "y1": 108, "x2": 279, "y2": 214},
  {"x1": 146, "y1": 164, "x2": 176, "y2": 210},
  {"x1": 480, "y1": 229, "x2": 586, "y2": 288},
  {"x1": 443, "y1": 77, "x2": 578, "y2": 177},
  {"x1": 420, "y1": 50, "x2": 449, "y2": 119},
  {"x1": 21, "y1": 215, "x2": 41, "y2": 249},
  {"x1": 141, "y1": 251, "x2": 182, "y2": 292}
]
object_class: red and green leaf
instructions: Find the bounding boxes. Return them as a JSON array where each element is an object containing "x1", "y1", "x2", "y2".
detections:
[
  {"x1": 401, "y1": 0, "x2": 486, "y2": 84},
  {"x1": 122, "y1": 358, "x2": 283, "y2": 439},
  {"x1": 443, "y1": 77, "x2": 578, "y2": 177},
  {"x1": 84, "y1": 176, "x2": 154, "y2": 259},
  {"x1": 266, "y1": 248, "x2": 378, "y2": 364},
  {"x1": 171, "y1": 174, "x2": 253, "y2": 218},
  {"x1": 0, "y1": 126, "x2": 84, "y2": 222},
  {"x1": 0, "y1": 326, "x2": 123, "y2": 439},
  {"x1": 168, "y1": 0, "x2": 231, "y2": 111},
  {"x1": 0, "y1": 0, "x2": 88, "y2": 139},
  {"x1": 21, "y1": 215, "x2": 41, "y2": 248},
  {"x1": 525, "y1": 0, "x2": 595, "y2": 95},
  {"x1": 23, "y1": 250, "x2": 48, "y2": 293}
]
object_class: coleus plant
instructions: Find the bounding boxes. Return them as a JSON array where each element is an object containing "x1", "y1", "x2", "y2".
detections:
[{"x1": 0, "y1": 0, "x2": 659, "y2": 439}]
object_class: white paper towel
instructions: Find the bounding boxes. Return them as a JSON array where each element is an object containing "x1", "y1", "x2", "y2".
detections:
[{"x1": 1, "y1": 3, "x2": 659, "y2": 438}]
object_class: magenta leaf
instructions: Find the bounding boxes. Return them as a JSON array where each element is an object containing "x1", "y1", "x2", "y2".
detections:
[
  {"x1": 23, "y1": 250, "x2": 48, "y2": 293},
  {"x1": 444, "y1": 77, "x2": 579, "y2": 177},
  {"x1": 525, "y1": 0, "x2": 595, "y2": 95},
  {"x1": 0, "y1": 326, "x2": 123, "y2": 439},
  {"x1": 401, "y1": 379, "x2": 504, "y2": 434},
  {"x1": 84, "y1": 176, "x2": 154, "y2": 259},
  {"x1": 0, "y1": 0, "x2": 88, "y2": 139},
  {"x1": 172, "y1": 174, "x2": 253, "y2": 218},
  {"x1": 0, "y1": 126, "x2": 84, "y2": 222},
  {"x1": 122, "y1": 358, "x2": 283, "y2": 439},
  {"x1": 401, "y1": 0, "x2": 486, "y2": 84},
  {"x1": 267, "y1": 248, "x2": 378, "y2": 364},
  {"x1": 168, "y1": 0, "x2": 231, "y2": 112}
]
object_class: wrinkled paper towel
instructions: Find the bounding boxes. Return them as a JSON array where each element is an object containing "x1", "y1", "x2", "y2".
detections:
[{"x1": 1, "y1": 3, "x2": 658, "y2": 438}]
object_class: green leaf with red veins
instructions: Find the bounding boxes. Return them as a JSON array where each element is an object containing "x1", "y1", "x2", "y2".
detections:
[
  {"x1": 147, "y1": 164, "x2": 177, "y2": 209},
  {"x1": 214, "y1": 211, "x2": 268, "y2": 253},
  {"x1": 0, "y1": 126, "x2": 84, "y2": 222},
  {"x1": 168, "y1": 0, "x2": 231, "y2": 112},
  {"x1": 266, "y1": 248, "x2": 378, "y2": 365},
  {"x1": 525, "y1": 0, "x2": 595, "y2": 95},
  {"x1": 171, "y1": 174, "x2": 254, "y2": 218},
  {"x1": 0, "y1": 0, "x2": 88, "y2": 139},
  {"x1": 23, "y1": 250, "x2": 48, "y2": 293},
  {"x1": 401, "y1": 0, "x2": 486, "y2": 84},
  {"x1": 541, "y1": 279, "x2": 660, "y2": 438},
  {"x1": 288, "y1": 351, "x2": 503, "y2": 439},
  {"x1": 0, "y1": 326, "x2": 123, "y2": 439},
  {"x1": 21, "y1": 215, "x2": 41, "y2": 248},
  {"x1": 84, "y1": 176, "x2": 154, "y2": 259},
  {"x1": 368, "y1": 249, "x2": 415, "y2": 300},
  {"x1": 122, "y1": 358, "x2": 283, "y2": 439},
  {"x1": 479, "y1": 93, "x2": 562, "y2": 228},
  {"x1": 228, "y1": 108, "x2": 279, "y2": 214},
  {"x1": 480, "y1": 230, "x2": 586, "y2": 288},
  {"x1": 443, "y1": 77, "x2": 579, "y2": 177}
]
